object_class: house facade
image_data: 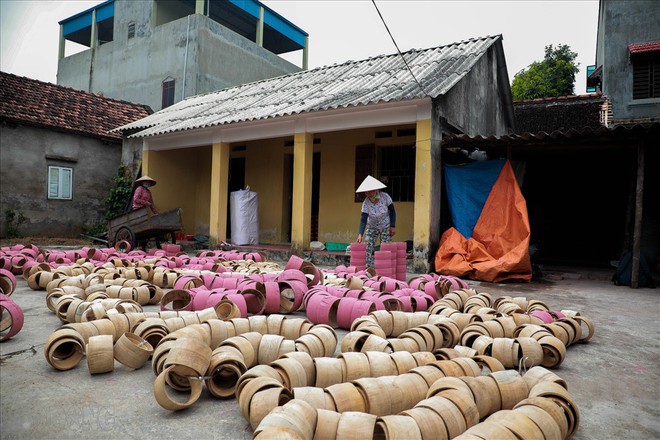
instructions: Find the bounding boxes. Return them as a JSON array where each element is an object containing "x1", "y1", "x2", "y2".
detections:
[
  {"x1": 116, "y1": 35, "x2": 515, "y2": 272},
  {"x1": 0, "y1": 72, "x2": 151, "y2": 237},
  {"x1": 591, "y1": 0, "x2": 660, "y2": 122},
  {"x1": 57, "y1": 0, "x2": 307, "y2": 112}
]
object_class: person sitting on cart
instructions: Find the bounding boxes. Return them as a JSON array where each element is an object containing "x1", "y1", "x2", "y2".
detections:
[{"x1": 132, "y1": 175, "x2": 159, "y2": 214}]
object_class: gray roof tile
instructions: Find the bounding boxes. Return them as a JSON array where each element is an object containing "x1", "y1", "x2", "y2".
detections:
[{"x1": 118, "y1": 35, "x2": 501, "y2": 137}]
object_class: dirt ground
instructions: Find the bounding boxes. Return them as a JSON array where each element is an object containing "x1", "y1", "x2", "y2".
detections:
[
  {"x1": 1, "y1": 267, "x2": 659, "y2": 439},
  {"x1": 0, "y1": 237, "x2": 94, "y2": 248}
]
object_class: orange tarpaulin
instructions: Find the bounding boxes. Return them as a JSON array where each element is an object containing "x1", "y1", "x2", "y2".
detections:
[{"x1": 435, "y1": 161, "x2": 532, "y2": 282}]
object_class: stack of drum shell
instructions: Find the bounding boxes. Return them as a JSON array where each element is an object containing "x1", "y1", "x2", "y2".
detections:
[
  {"x1": 396, "y1": 242, "x2": 407, "y2": 280},
  {"x1": 380, "y1": 242, "x2": 407, "y2": 280},
  {"x1": 374, "y1": 248, "x2": 396, "y2": 278},
  {"x1": 349, "y1": 243, "x2": 368, "y2": 270}
]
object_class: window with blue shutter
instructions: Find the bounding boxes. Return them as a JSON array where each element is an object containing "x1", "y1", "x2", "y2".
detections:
[{"x1": 48, "y1": 166, "x2": 73, "y2": 200}]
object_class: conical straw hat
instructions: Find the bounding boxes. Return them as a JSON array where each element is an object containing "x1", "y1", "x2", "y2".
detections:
[
  {"x1": 356, "y1": 175, "x2": 386, "y2": 193},
  {"x1": 135, "y1": 175, "x2": 157, "y2": 186}
]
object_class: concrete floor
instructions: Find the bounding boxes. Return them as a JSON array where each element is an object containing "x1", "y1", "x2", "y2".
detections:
[{"x1": 1, "y1": 268, "x2": 659, "y2": 439}]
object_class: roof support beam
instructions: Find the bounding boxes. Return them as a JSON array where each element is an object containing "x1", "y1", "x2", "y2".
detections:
[
  {"x1": 90, "y1": 9, "x2": 98, "y2": 49},
  {"x1": 59, "y1": 25, "x2": 65, "y2": 60},
  {"x1": 291, "y1": 131, "x2": 313, "y2": 255},
  {"x1": 209, "y1": 142, "x2": 231, "y2": 248},
  {"x1": 303, "y1": 36, "x2": 309, "y2": 70},
  {"x1": 140, "y1": 99, "x2": 431, "y2": 149},
  {"x1": 195, "y1": 0, "x2": 205, "y2": 15},
  {"x1": 631, "y1": 140, "x2": 645, "y2": 288},
  {"x1": 256, "y1": 6, "x2": 264, "y2": 47}
]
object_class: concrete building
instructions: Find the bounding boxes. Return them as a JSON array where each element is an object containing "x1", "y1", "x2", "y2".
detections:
[
  {"x1": 0, "y1": 72, "x2": 151, "y2": 237},
  {"x1": 115, "y1": 35, "x2": 515, "y2": 272},
  {"x1": 590, "y1": 0, "x2": 660, "y2": 122},
  {"x1": 56, "y1": 0, "x2": 308, "y2": 112}
]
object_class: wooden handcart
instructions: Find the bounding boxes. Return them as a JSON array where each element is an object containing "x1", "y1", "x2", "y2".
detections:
[{"x1": 107, "y1": 207, "x2": 183, "y2": 251}]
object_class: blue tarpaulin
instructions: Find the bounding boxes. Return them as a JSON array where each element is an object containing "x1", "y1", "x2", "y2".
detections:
[
  {"x1": 436, "y1": 160, "x2": 532, "y2": 283},
  {"x1": 444, "y1": 159, "x2": 506, "y2": 238}
]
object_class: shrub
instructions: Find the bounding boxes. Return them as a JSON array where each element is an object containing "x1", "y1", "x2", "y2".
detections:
[{"x1": 4, "y1": 209, "x2": 26, "y2": 238}]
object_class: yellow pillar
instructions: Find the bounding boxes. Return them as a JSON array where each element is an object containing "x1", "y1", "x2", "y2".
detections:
[
  {"x1": 141, "y1": 149, "x2": 151, "y2": 176},
  {"x1": 139, "y1": 149, "x2": 159, "y2": 212},
  {"x1": 209, "y1": 142, "x2": 230, "y2": 248},
  {"x1": 291, "y1": 132, "x2": 313, "y2": 255},
  {"x1": 413, "y1": 115, "x2": 442, "y2": 273}
]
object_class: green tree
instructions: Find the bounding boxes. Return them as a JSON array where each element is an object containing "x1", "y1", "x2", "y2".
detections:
[
  {"x1": 84, "y1": 164, "x2": 133, "y2": 239},
  {"x1": 511, "y1": 44, "x2": 579, "y2": 100},
  {"x1": 104, "y1": 163, "x2": 134, "y2": 221},
  {"x1": 4, "y1": 209, "x2": 26, "y2": 238}
]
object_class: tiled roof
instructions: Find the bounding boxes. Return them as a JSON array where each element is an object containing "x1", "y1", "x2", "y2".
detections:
[
  {"x1": 628, "y1": 40, "x2": 660, "y2": 54},
  {"x1": 513, "y1": 94, "x2": 606, "y2": 133},
  {"x1": 443, "y1": 122, "x2": 660, "y2": 146},
  {"x1": 0, "y1": 71, "x2": 152, "y2": 142},
  {"x1": 117, "y1": 35, "x2": 502, "y2": 138},
  {"x1": 513, "y1": 93, "x2": 603, "y2": 105}
]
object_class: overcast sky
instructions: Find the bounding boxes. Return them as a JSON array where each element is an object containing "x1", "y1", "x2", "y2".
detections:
[{"x1": 1, "y1": 0, "x2": 599, "y2": 94}]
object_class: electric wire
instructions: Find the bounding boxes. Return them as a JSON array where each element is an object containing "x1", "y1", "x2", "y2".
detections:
[{"x1": 371, "y1": 0, "x2": 428, "y2": 97}]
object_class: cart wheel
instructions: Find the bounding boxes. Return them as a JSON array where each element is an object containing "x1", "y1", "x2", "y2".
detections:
[{"x1": 114, "y1": 227, "x2": 135, "y2": 251}]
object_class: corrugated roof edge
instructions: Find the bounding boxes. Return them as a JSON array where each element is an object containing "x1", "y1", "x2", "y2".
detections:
[
  {"x1": 58, "y1": 0, "x2": 114, "y2": 25},
  {"x1": 113, "y1": 34, "x2": 502, "y2": 134},
  {"x1": 442, "y1": 122, "x2": 660, "y2": 145}
]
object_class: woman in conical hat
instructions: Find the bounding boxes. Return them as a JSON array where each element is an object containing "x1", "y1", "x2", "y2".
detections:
[
  {"x1": 132, "y1": 175, "x2": 159, "y2": 214},
  {"x1": 355, "y1": 175, "x2": 396, "y2": 268}
]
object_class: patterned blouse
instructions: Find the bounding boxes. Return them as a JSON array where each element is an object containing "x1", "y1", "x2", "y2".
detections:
[
  {"x1": 133, "y1": 186, "x2": 158, "y2": 213},
  {"x1": 361, "y1": 191, "x2": 393, "y2": 230}
]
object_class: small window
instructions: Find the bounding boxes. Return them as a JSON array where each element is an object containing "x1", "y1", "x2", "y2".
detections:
[
  {"x1": 380, "y1": 145, "x2": 415, "y2": 202},
  {"x1": 397, "y1": 128, "x2": 416, "y2": 137},
  {"x1": 354, "y1": 144, "x2": 416, "y2": 202},
  {"x1": 586, "y1": 65, "x2": 598, "y2": 93},
  {"x1": 632, "y1": 57, "x2": 660, "y2": 99},
  {"x1": 162, "y1": 78, "x2": 175, "y2": 109},
  {"x1": 48, "y1": 166, "x2": 73, "y2": 200},
  {"x1": 128, "y1": 22, "x2": 136, "y2": 39}
]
